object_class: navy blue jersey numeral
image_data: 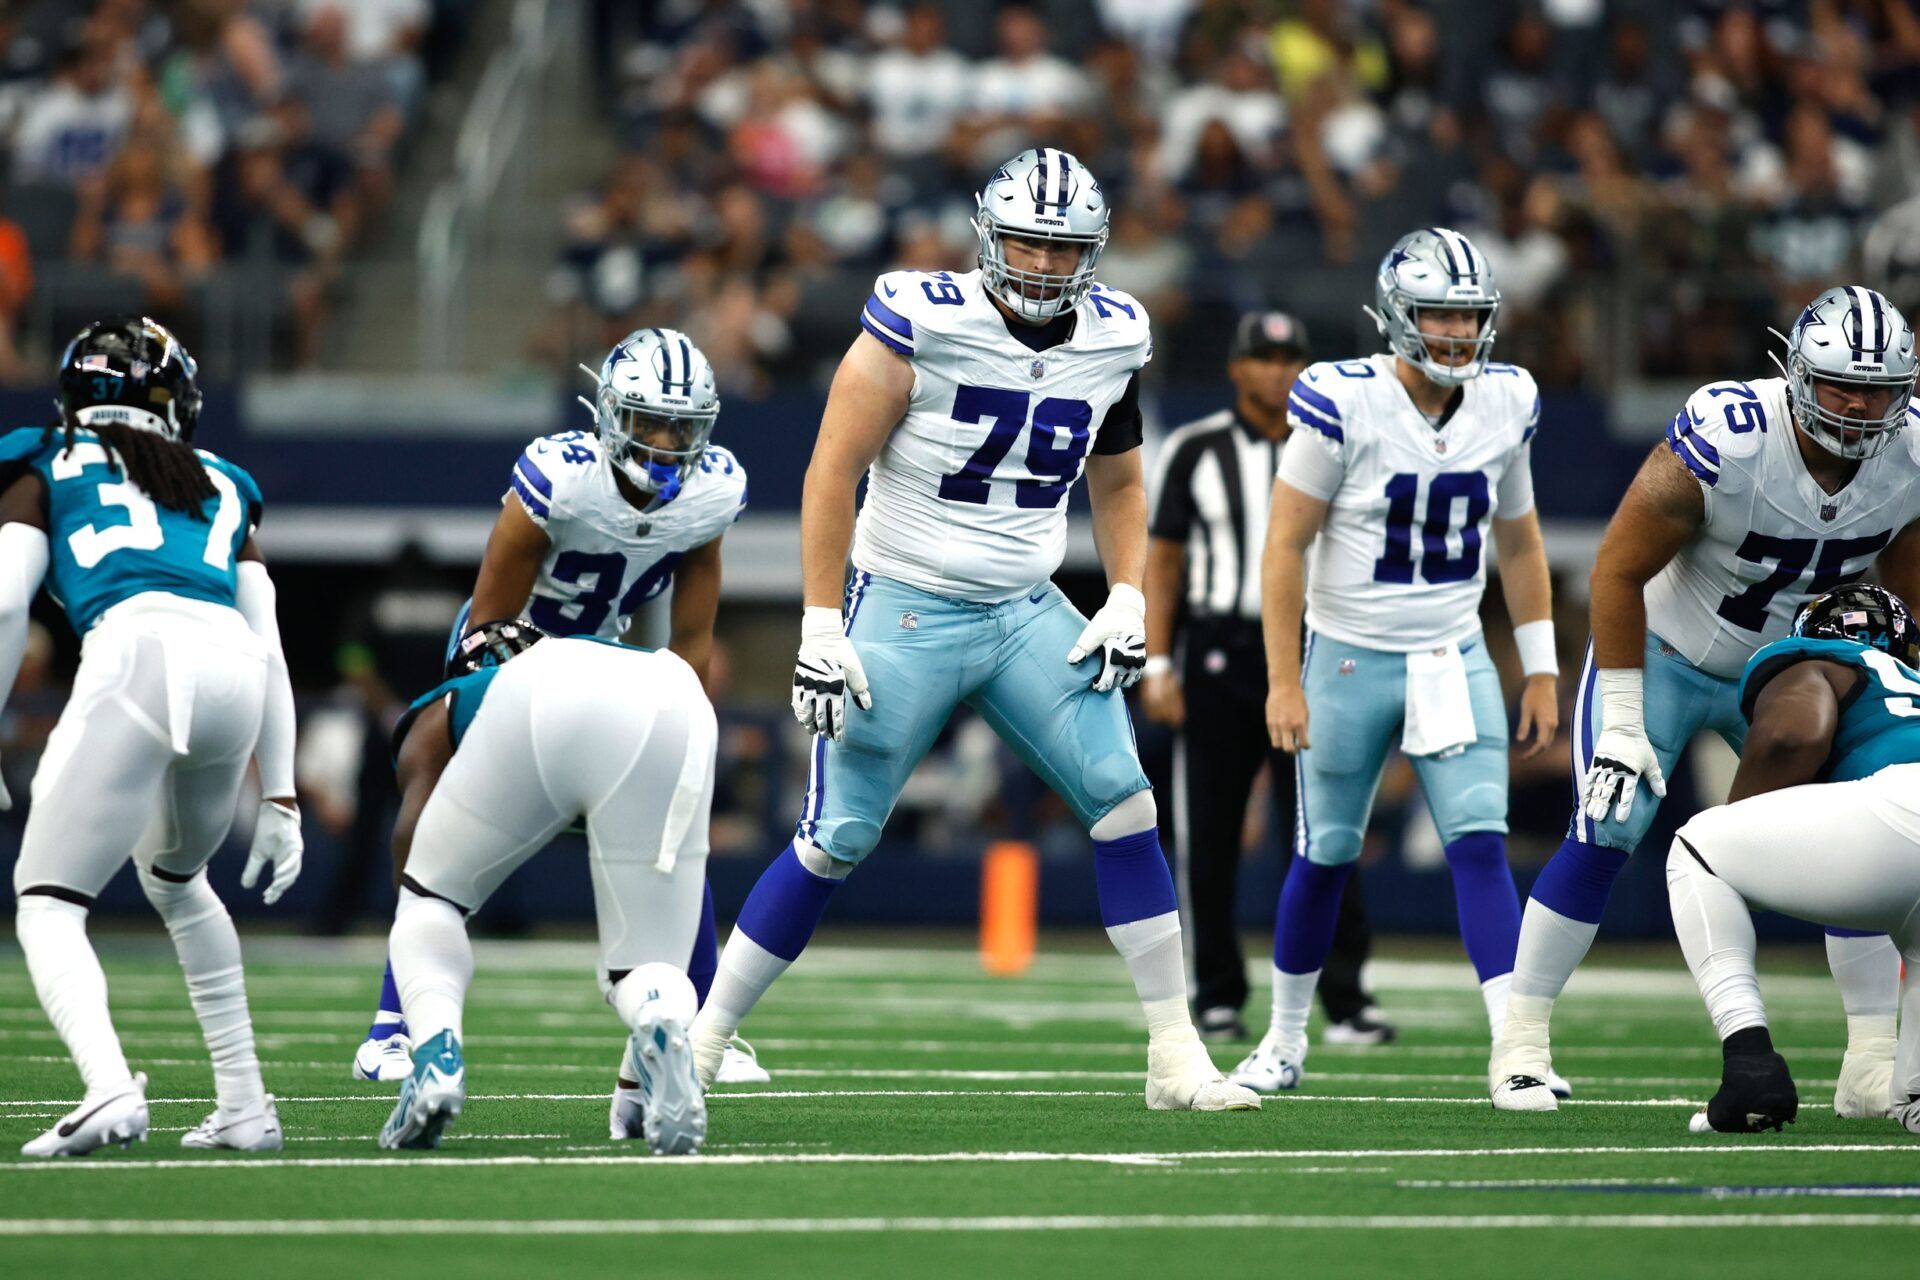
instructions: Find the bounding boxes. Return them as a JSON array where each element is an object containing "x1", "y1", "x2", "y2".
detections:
[
  {"x1": 528, "y1": 550, "x2": 684, "y2": 635},
  {"x1": 1088, "y1": 286, "x2": 1135, "y2": 320},
  {"x1": 1371, "y1": 471, "x2": 1492, "y2": 584},
  {"x1": 921, "y1": 274, "x2": 965, "y2": 306},
  {"x1": 938, "y1": 385, "x2": 1093, "y2": 509},
  {"x1": 1334, "y1": 361, "x2": 1377, "y2": 378},
  {"x1": 1715, "y1": 530, "x2": 1891, "y2": 630},
  {"x1": 1706, "y1": 382, "x2": 1766, "y2": 433}
]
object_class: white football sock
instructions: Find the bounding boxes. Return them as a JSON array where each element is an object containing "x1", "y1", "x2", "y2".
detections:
[
  {"x1": 389, "y1": 889, "x2": 472, "y2": 1047},
  {"x1": 1897, "y1": 949, "x2": 1920, "y2": 1107},
  {"x1": 1481, "y1": 971, "x2": 1513, "y2": 1039},
  {"x1": 1510, "y1": 897, "x2": 1598, "y2": 1002},
  {"x1": 1268, "y1": 965, "x2": 1318, "y2": 1057},
  {"x1": 1826, "y1": 932, "x2": 1901, "y2": 1031},
  {"x1": 17, "y1": 895, "x2": 133, "y2": 1096},
  {"x1": 1107, "y1": 911, "x2": 1192, "y2": 1041},
  {"x1": 695, "y1": 931, "x2": 791, "y2": 1045},
  {"x1": 139, "y1": 868, "x2": 264, "y2": 1116},
  {"x1": 1666, "y1": 845, "x2": 1767, "y2": 1040}
]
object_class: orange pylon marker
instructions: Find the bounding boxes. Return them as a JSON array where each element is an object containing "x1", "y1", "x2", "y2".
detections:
[{"x1": 980, "y1": 840, "x2": 1039, "y2": 976}]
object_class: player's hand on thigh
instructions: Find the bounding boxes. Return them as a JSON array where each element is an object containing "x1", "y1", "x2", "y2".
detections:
[
  {"x1": 793, "y1": 607, "x2": 872, "y2": 741},
  {"x1": 1267, "y1": 684, "x2": 1310, "y2": 752},
  {"x1": 1067, "y1": 585, "x2": 1146, "y2": 693},
  {"x1": 241, "y1": 798, "x2": 304, "y2": 905},
  {"x1": 1515, "y1": 674, "x2": 1560, "y2": 759},
  {"x1": 1582, "y1": 723, "x2": 1666, "y2": 823}
]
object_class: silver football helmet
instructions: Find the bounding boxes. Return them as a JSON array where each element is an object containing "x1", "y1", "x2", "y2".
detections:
[
  {"x1": 1365, "y1": 227, "x2": 1501, "y2": 386},
  {"x1": 1770, "y1": 285, "x2": 1917, "y2": 461},
  {"x1": 972, "y1": 147, "x2": 1111, "y2": 324},
  {"x1": 577, "y1": 327, "x2": 720, "y2": 508}
]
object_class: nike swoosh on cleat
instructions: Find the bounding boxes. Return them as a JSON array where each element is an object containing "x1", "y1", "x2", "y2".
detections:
[{"x1": 57, "y1": 1094, "x2": 124, "y2": 1138}]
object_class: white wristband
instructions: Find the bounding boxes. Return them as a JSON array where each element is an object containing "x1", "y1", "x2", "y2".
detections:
[
  {"x1": 1513, "y1": 619, "x2": 1558, "y2": 678},
  {"x1": 1595, "y1": 667, "x2": 1645, "y2": 732},
  {"x1": 801, "y1": 606, "x2": 844, "y2": 640},
  {"x1": 1143, "y1": 655, "x2": 1173, "y2": 679}
]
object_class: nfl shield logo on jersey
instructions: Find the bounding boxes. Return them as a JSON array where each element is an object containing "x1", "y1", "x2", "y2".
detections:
[
  {"x1": 1029, "y1": 357, "x2": 1046, "y2": 380},
  {"x1": 1820, "y1": 502, "x2": 1839, "y2": 523}
]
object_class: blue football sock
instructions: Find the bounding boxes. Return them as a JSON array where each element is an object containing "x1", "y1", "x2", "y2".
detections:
[
  {"x1": 1090, "y1": 827, "x2": 1177, "y2": 927},
  {"x1": 1444, "y1": 832, "x2": 1523, "y2": 982},
  {"x1": 1528, "y1": 837, "x2": 1630, "y2": 925},
  {"x1": 368, "y1": 959, "x2": 408, "y2": 1041},
  {"x1": 1273, "y1": 858, "x2": 1354, "y2": 976},
  {"x1": 689, "y1": 880, "x2": 719, "y2": 1008},
  {"x1": 734, "y1": 843, "x2": 842, "y2": 963},
  {"x1": 1824, "y1": 926, "x2": 1882, "y2": 939}
]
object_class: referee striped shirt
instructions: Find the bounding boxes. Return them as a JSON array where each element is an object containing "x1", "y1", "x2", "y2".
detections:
[{"x1": 1148, "y1": 409, "x2": 1286, "y2": 624}]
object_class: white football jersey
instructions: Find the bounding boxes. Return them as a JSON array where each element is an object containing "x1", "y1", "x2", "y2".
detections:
[
  {"x1": 507, "y1": 431, "x2": 747, "y2": 639},
  {"x1": 1645, "y1": 379, "x2": 1920, "y2": 677},
  {"x1": 851, "y1": 268, "x2": 1152, "y2": 602},
  {"x1": 1277, "y1": 354, "x2": 1540, "y2": 651}
]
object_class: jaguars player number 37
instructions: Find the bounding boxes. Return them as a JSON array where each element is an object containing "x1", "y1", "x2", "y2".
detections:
[{"x1": 690, "y1": 148, "x2": 1259, "y2": 1111}]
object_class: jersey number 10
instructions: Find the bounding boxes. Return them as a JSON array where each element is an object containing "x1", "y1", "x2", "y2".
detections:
[{"x1": 1372, "y1": 471, "x2": 1491, "y2": 585}]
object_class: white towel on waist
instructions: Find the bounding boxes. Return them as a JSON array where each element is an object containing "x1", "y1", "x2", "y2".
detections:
[{"x1": 1402, "y1": 643, "x2": 1475, "y2": 759}]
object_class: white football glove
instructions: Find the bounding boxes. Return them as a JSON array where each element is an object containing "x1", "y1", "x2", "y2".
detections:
[
  {"x1": 1067, "y1": 583, "x2": 1148, "y2": 694},
  {"x1": 791, "y1": 606, "x2": 871, "y2": 741},
  {"x1": 0, "y1": 758, "x2": 11, "y2": 811},
  {"x1": 241, "y1": 799, "x2": 304, "y2": 905},
  {"x1": 1581, "y1": 669, "x2": 1667, "y2": 824}
]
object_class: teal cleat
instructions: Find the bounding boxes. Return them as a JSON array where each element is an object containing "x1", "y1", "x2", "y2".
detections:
[
  {"x1": 378, "y1": 1029, "x2": 464, "y2": 1150},
  {"x1": 626, "y1": 1008, "x2": 706, "y2": 1156}
]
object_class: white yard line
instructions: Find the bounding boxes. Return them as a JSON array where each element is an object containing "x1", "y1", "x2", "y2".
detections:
[
  {"x1": 0, "y1": 1212, "x2": 1915, "y2": 1236},
  {"x1": 3, "y1": 1143, "x2": 1915, "y2": 1173}
]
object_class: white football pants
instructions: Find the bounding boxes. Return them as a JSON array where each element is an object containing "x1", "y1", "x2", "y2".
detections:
[{"x1": 403, "y1": 640, "x2": 716, "y2": 978}]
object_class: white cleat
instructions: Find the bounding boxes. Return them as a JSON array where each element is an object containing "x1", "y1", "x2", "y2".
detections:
[
  {"x1": 1835, "y1": 1036, "x2": 1896, "y2": 1119},
  {"x1": 1226, "y1": 1030, "x2": 1305, "y2": 1094},
  {"x1": 1893, "y1": 1094, "x2": 1920, "y2": 1135},
  {"x1": 1688, "y1": 1107, "x2": 1713, "y2": 1135},
  {"x1": 181, "y1": 1095, "x2": 283, "y2": 1151},
  {"x1": 1490, "y1": 1073, "x2": 1558, "y2": 1112},
  {"x1": 378, "y1": 1031, "x2": 464, "y2": 1150},
  {"x1": 625, "y1": 1009, "x2": 707, "y2": 1155},
  {"x1": 1147, "y1": 1037, "x2": 1262, "y2": 1111},
  {"x1": 352, "y1": 1032, "x2": 414, "y2": 1083},
  {"x1": 22, "y1": 1074, "x2": 150, "y2": 1158},
  {"x1": 714, "y1": 1037, "x2": 771, "y2": 1085}
]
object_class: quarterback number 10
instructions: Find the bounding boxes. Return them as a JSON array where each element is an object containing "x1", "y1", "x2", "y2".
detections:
[
  {"x1": 938, "y1": 385, "x2": 1092, "y2": 509},
  {"x1": 1372, "y1": 471, "x2": 1490, "y2": 585}
]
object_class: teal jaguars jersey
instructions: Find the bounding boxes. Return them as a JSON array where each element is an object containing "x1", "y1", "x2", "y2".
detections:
[
  {"x1": 1740, "y1": 637, "x2": 1920, "y2": 783},
  {"x1": 0, "y1": 427, "x2": 262, "y2": 633}
]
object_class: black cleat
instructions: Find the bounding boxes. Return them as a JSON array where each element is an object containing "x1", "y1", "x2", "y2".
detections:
[
  {"x1": 1706, "y1": 1050, "x2": 1798, "y2": 1134},
  {"x1": 1197, "y1": 1007, "x2": 1247, "y2": 1043},
  {"x1": 1323, "y1": 1007, "x2": 1399, "y2": 1047}
]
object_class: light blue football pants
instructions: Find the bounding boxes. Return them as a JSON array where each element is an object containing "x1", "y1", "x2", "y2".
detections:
[
  {"x1": 1296, "y1": 630, "x2": 1509, "y2": 866},
  {"x1": 798, "y1": 572, "x2": 1150, "y2": 864}
]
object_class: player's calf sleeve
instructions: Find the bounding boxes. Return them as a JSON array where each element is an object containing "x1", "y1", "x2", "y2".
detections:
[
  {"x1": 698, "y1": 843, "x2": 846, "y2": 1044},
  {"x1": 366, "y1": 960, "x2": 408, "y2": 1042},
  {"x1": 139, "y1": 868, "x2": 263, "y2": 1115},
  {"x1": 688, "y1": 880, "x2": 719, "y2": 1009},
  {"x1": 1825, "y1": 930, "x2": 1900, "y2": 1042},
  {"x1": 16, "y1": 894, "x2": 133, "y2": 1095},
  {"x1": 1666, "y1": 839, "x2": 1767, "y2": 1040},
  {"x1": 1443, "y1": 833, "x2": 1523, "y2": 984},
  {"x1": 1509, "y1": 838, "x2": 1628, "y2": 1001},
  {"x1": 1268, "y1": 860, "x2": 1352, "y2": 1049},
  {"x1": 389, "y1": 889, "x2": 473, "y2": 1047},
  {"x1": 1090, "y1": 826, "x2": 1190, "y2": 1038}
]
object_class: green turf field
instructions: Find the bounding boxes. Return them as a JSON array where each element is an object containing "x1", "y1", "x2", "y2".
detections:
[{"x1": 1, "y1": 933, "x2": 1916, "y2": 1277}]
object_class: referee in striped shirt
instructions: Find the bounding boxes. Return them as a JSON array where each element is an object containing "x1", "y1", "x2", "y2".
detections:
[{"x1": 1144, "y1": 312, "x2": 1392, "y2": 1045}]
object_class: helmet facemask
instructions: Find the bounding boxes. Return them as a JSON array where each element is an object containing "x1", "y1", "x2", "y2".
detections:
[
  {"x1": 974, "y1": 213, "x2": 1107, "y2": 324},
  {"x1": 588, "y1": 374, "x2": 716, "y2": 508},
  {"x1": 1373, "y1": 296, "x2": 1500, "y2": 387},
  {"x1": 1775, "y1": 338, "x2": 1913, "y2": 461}
]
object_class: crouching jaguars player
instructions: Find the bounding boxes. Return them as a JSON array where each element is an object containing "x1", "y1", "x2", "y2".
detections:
[
  {"x1": 2, "y1": 319, "x2": 302, "y2": 1155},
  {"x1": 379, "y1": 622, "x2": 716, "y2": 1154},
  {"x1": 689, "y1": 148, "x2": 1258, "y2": 1110},
  {"x1": 1492, "y1": 286, "x2": 1920, "y2": 1112},
  {"x1": 1667, "y1": 585, "x2": 1920, "y2": 1134},
  {"x1": 1234, "y1": 229, "x2": 1563, "y2": 1100},
  {"x1": 352, "y1": 327, "x2": 766, "y2": 1091}
]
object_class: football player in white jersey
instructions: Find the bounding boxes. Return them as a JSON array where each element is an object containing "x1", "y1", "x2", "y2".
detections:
[
  {"x1": 687, "y1": 148, "x2": 1258, "y2": 1111},
  {"x1": 1230, "y1": 228, "x2": 1563, "y2": 1101},
  {"x1": 350, "y1": 328, "x2": 765, "y2": 1096},
  {"x1": 1490, "y1": 284, "x2": 1920, "y2": 1113}
]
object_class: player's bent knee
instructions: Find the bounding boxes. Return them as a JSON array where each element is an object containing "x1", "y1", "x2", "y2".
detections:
[
  {"x1": 796, "y1": 838, "x2": 858, "y2": 880},
  {"x1": 1088, "y1": 788, "x2": 1156, "y2": 840},
  {"x1": 1304, "y1": 829, "x2": 1364, "y2": 867}
]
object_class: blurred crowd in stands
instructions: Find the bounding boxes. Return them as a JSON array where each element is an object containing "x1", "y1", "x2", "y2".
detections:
[
  {"x1": 543, "y1": 0, "x2": 1920, "y2": 394},
  {"x1": 0, "y1": 0, "x2": 470, "y2": 375}
]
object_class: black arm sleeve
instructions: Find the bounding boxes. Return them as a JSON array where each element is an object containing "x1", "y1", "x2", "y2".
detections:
[{"x1": 1091, "y1": 371, "x2": 1143, "y2": 456}]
